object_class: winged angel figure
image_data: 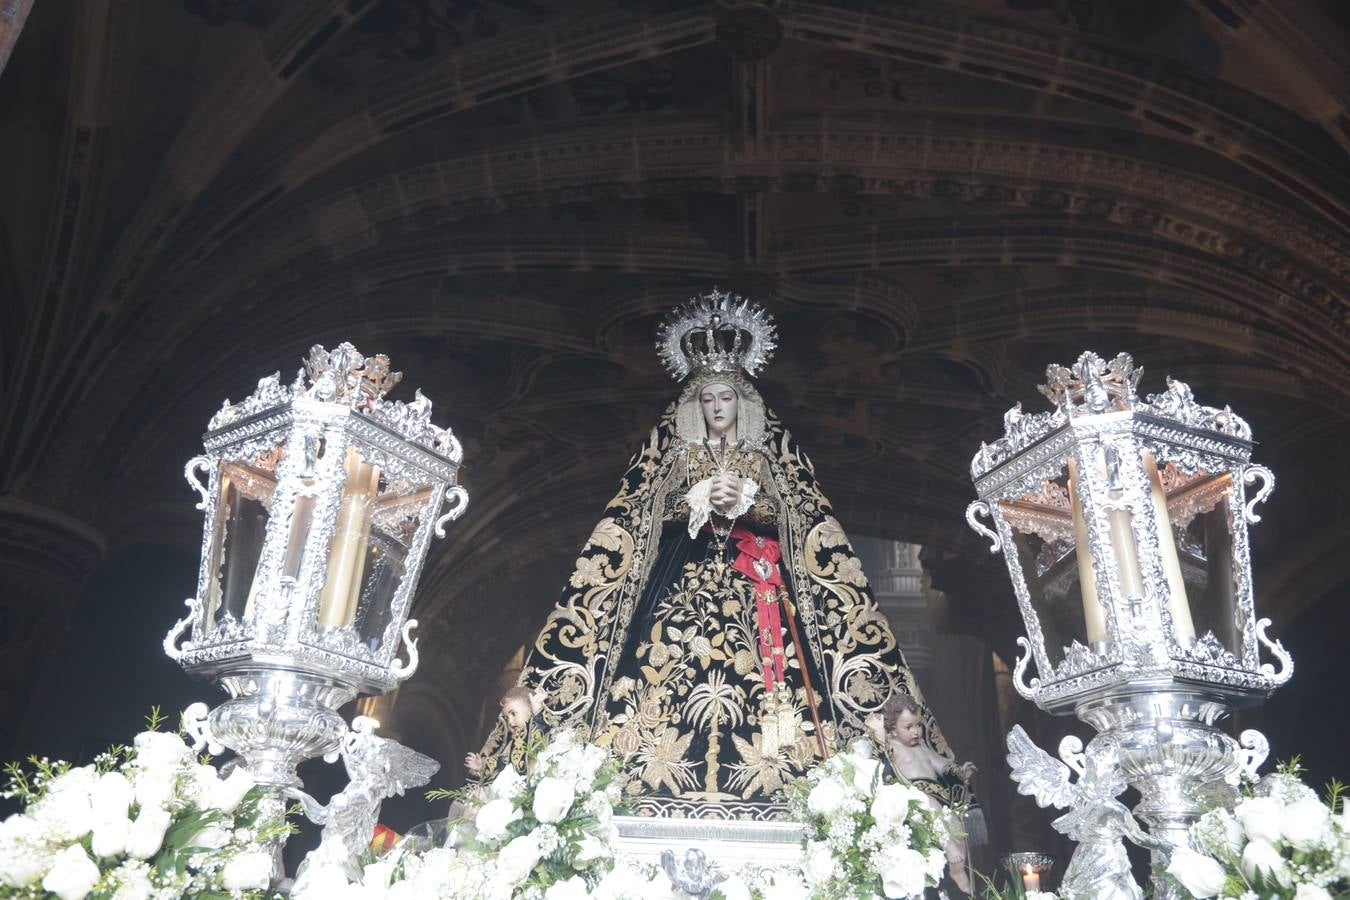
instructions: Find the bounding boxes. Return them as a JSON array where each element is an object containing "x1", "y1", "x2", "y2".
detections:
[
  {"x1": 290, "y1": 717, "x2": 440, "y2": 887},
  {"x1": 1007, "y1": 725, "x2": 1160, "y2": 900}
]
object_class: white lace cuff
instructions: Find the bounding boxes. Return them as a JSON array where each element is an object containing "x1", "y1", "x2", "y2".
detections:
[{"x1": 686, "y1": 477, "x2": 759, "y2": 538}]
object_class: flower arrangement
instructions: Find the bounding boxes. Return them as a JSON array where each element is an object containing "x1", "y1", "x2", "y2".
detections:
[
  {"x1": 786, "y1": 743, "x2": 950, "y2": 899},
  {"x1": 0, "y1": 710, "x2": 289, "y2": 900},
  {"x1": 1165, "y1": 766, "x2": 1350, "y2": 900}
]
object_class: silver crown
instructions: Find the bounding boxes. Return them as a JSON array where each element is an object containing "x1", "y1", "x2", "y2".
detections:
[
  {"x1": 1039, "y1": 350, "x2": 1142, "y2": 416},
  {"x1": 656, "y1": 288, "x2": 777, "y2": 382}
]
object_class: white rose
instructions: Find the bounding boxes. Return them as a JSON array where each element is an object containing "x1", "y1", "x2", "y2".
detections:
[
  {"x1": 188, "y1": 824, "x2": 231, "y2": 850},
  {"x1": 1235, "y1": 796, "x2": 1284, "y2": 844},
  {"x1": 41, "y1": 845, "x2": 101, "y2": 900},
  {"x1": 33, "y1": 775, "x2": 96, "y2": 842},
  {"x1": 765, "y1": 870, "x2": 810, "y2": 900},
  {"x1": 1166, "y1": 847, "x2": 1227, "y2": 899},
  {"x1": 489, "y1": 765, "x2": 525, "y2": 800},
  {"x1": 1280, "y1": 798, "x2": 1332, "y2": 851},
  {"x1": 0, "y1": 814, "x2": 50, "y2": 886},
  {"x1": 1294, "y1": 886, "x2": 1332, "y2": 900},
  {"x1": 125, "y1": 808, "x2": 172, "y2": 860},
  {"x1": 880, "y1": 846, "x2": 927, "y2": 899},
  {"x1": 924, "y1": 847, "x2": 947, "y2": 881},
  {"x1": 222, "y1": 850, "x2": 273, "y2": 891},
  {"x1": 871, "y1": 782, "x2": 918, "y2": 825},
  {"x1": 802, "y1": 839, "x2": 835, "y2": 884},
  {"x1": 807, "y1": 778, "x2": 846, "y2": 816},
  {"x1": 720, "y1": 876, "x2": 753, "y2": 900},
  {"x1": 850, "y1": 756, "x2": 883, "y2": 795},
  {"x1": 544, "y1": 876, "x2": 590, "y2": 900},
  {"x1": 533, "y1": 776, "x2": 576, "y2": 823},
  {"x1": 362, "y1": 859, "x2": 398, "y2": 890},
  {"x1": 575, "y1": 834, "x2": 611, "y2": 863},
  {"x1": 91, "y1": 816, "x2": 132, "y2": 858},
  {"x1": 293, "y1": 862, "x2": 351, "y2": 900},
  {"x1": 474, "y1": 797, "x2": 521, "y2": 842},
  {"x1": 132, "y1": 731, "x2": 190, "y2": 772},
  {"x1": 1240, "y1": 838, "x2": 1289, "y2": 885},
  {"x1": 208, "y1": 766, "x2": 255, "y2": 814},
  {"x1": 132, "y1": 771, "x2": 177, "y2": 813},
  {"x1": 497, "y1": 833, "x2": 541, "y2": 885},
  {"x1": 90, "y1": 772, "x2": 133, "y2": 822}
]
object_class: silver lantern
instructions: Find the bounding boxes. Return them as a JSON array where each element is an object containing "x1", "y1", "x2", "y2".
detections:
[
  {"x1": 165, "y1": 343, "x2": 468, "y2": 792},
  {"x1": 966, "y1": 351, "x2": 1291, "y2": 899}
]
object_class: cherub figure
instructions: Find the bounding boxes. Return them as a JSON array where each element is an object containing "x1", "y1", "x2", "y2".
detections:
[
  {"x1": 1006, "y1": 725, "x2": 1161, "y2": 900},
  {"x1": 866, "y1": 694, "x2": 977, "y2": 893},
  {"x1": 464, "y1": 684, "x2": 548, "y2": 781},
  {"x1": 289, "y1": 717, "x2": 439, "y2": 888}
]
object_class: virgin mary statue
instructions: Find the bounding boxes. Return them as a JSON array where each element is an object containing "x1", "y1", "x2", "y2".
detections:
[{"x1": 479, "y1": 291, "x2": 961, "y2": 820}]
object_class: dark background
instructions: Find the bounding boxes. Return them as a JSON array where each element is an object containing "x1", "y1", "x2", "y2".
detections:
[{"x1": 1, "y1": 0, "x2": 1348, "y2": 882}]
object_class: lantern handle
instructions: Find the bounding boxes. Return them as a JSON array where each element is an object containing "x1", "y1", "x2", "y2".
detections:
[
  {"x1": 434, "y1": 485, "x2": 469, "y2": 538},
  {"x1": 1254, "y1": 617, "x2": 1293, "y2": 684},
  {"x1": 1012, "y1": 636, "x2": 1040, "y2": 699},
  {"x1": 965, "y1": 500, "x2": 1001, "y2": 553},
  {"x1": 1242, "y1": 465, "x2": 1274, "y2": 524},
  {"x1": 185, "y1": 455, "x2": 213, "y2": 510},
  {"x1": 163, "y1": 597, "x2": 197, "y2": 661},
  {"x1": 390, "y1": 619, "x2": 420, "y2": 681},
  {"x1": 1235, "y1": 729, "x2": 1269, "y2": 781}
]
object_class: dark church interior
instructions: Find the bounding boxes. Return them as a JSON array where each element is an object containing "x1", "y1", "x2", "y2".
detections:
[{"x1": 1, "y1": 0, "x2": 1348, "y2": 886}]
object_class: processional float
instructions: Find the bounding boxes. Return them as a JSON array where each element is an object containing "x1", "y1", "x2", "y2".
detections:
[{"x1": 158, "y1": 338, "x2": 1294, "y2": 898}]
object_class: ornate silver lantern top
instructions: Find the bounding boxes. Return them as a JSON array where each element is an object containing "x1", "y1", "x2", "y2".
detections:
[
  {"x1": 966, "y1": 351, "x2": 1289, "y2": 714},
  {"x1": 166, "y1": 342, "x2": 468, "y2": 697}
]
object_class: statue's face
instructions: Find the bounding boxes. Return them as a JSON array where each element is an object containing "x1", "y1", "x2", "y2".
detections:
[
  {"x1": 894, "y1": 709, "x2": 925, "y2": 748},
  {"x1": 700, "y1": 382, "x2": 738, "y2": 439},
  {"x1": 502, "y1": 698, "x2": 532, "y2": 731}
]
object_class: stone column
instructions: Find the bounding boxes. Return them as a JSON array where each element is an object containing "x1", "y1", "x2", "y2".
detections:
[{"x1": 0, "y1": 497, "x2": 105, "y2": 757}]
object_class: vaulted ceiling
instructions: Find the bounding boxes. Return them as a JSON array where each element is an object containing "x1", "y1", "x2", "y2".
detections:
[{"x1": 2, "y1": 0, "x2": 1348, "y2": 778}]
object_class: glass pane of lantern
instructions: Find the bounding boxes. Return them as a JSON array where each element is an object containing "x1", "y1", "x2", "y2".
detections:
[
  {"x1": 206, "y1": 458, "x2": 278, "y2": 630},
  {"x1": 998, "y1": 467, "x2": 1093, "y2": 669},
  {"x1": 1168, "y1": 469, "x2": 1240, "y2": 655}
]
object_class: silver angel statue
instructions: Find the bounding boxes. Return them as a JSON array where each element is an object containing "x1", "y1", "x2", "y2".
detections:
[
  {"x1": 290, "y1": 716, "x2": 440, "y2": 887},
  {"x1": 1007, "y1": 725, "x2": 1160, "y2": 900}
]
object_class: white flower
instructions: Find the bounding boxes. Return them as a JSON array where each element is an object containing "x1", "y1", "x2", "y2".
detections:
[
  {"x1": 533, "y1": 776, "x2": 576, "y2": 823},
  {"x1": 109, "y1": 862, "x2": 153, "y2": 900},
  {"x1": 32, "y1": 769, "x2": 97, "y2": 842},
  {"x1": 871, "y1": 782, "x2": 922, "y2": 825},
  {"x1": 188, "y1": 824, "x2": 231, "y2": 850},
  {"x1": 764, "y1": 870, "x2": 810, "y2": 900},
  {"x1": 880, "y1": 846, "x2": 928, "y2": 898},
  {"x1": 803, "y1": 840, "x2": 835, "y2": 884},
  {"x1": 498, "y1": 833, "x2": 542, "y2": 885},
  {"x1": 132, "y1": 771, "x2": 176, "y2": 813},
  {"x1": 125, "y1": 807, "x2": 172, "y2": 860},
  {"x1": 475, "y1": 797, "x2": 521, "y2": 842},
  {"x1": 1240, "y1": 838, "x2": 1289, "y2": 885},
  {"x1": 207, "y1": 765, "x2": 255, "y2": 814},
  {"x1": 1294, "y1": 886, "x2": 1332, "y2": 900},
  {"x1": 807, "y1": 778, "x2": 846, "y2": 816},
  {"x1": 293, "y1": 861, "x2": 351, "y2": 900},
  {"x1": 850, "y1": 756, "x2": 883, "y2": 795},
  {"x1": 132, "y1": 730, "x2": 190, "y2": 772},
  {"x1": 545, "y1": 876, "x2": 591, "y2": 900},
  {"x1": 720, "y1": 877, "x2": 754, "y2": 900},
  {"x1": 1280, "y1": 798, "x2": 1332, "y2": 851},
  {"x1": 91, "y1": 815, "x2": 132, "y2": 858},
  {"x1": 0, "y1": 814, "x2": 50, "y2": 886},
  {"x1": 222, "y1": 850, "x2": 273, "y2": 891},
  {"x1": 41, "y1": 845, "x2": 101, "y2": 900},
  {"x1": 90, "y1": 771, "x2": 133, "y2": 822},
  {"x1": 575, "y1": 833, "x2": 610, "y2": 863},
  {"x1": 924, "y1": 847, "x2": 947, "y2": 881},
  {"x1": 490, "y1": 765, "x2": 525, "y2": 800},
  {"x1": 1194, "y1": 809, "x2": 1246, "y2": 856},
  {"x1": 1167, "y1": 847, "x2": 1227, "y2": 898},
  {"x1": 1235, "y1": 796, "x2": 1284, "y2": 845}
]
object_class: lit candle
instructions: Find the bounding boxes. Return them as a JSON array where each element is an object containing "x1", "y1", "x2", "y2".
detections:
[
  {"x1": 1141, "y1": 451, "x2": 1196, "y2": 643},
  {"x1": 1022, "y1": 863, "x2": 1041, "y2": 892}
]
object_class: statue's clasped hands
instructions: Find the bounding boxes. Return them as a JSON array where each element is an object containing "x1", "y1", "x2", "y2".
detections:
[{"x1": 709, "y1": 472, "x2": 744, "y2": 516}]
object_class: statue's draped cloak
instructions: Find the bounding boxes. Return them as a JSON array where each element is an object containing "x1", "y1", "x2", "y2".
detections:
[{"x1": 479, "y1": 400, "x2": 957, "y2": 818}]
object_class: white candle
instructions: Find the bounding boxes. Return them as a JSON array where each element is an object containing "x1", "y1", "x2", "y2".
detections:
[
  {"x1": 1067, "y1": 459, "x2": 1106, "y2": 643},
  {"x1": 1022, "y1": 864, "x2": 1041, "y2": 892},
  {"x1": 1141, "y1": 451, "x2": 1196, "y2": 643},
  {"x1": 318, "y1": 448, "x2": 375, "y2": 628}
]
